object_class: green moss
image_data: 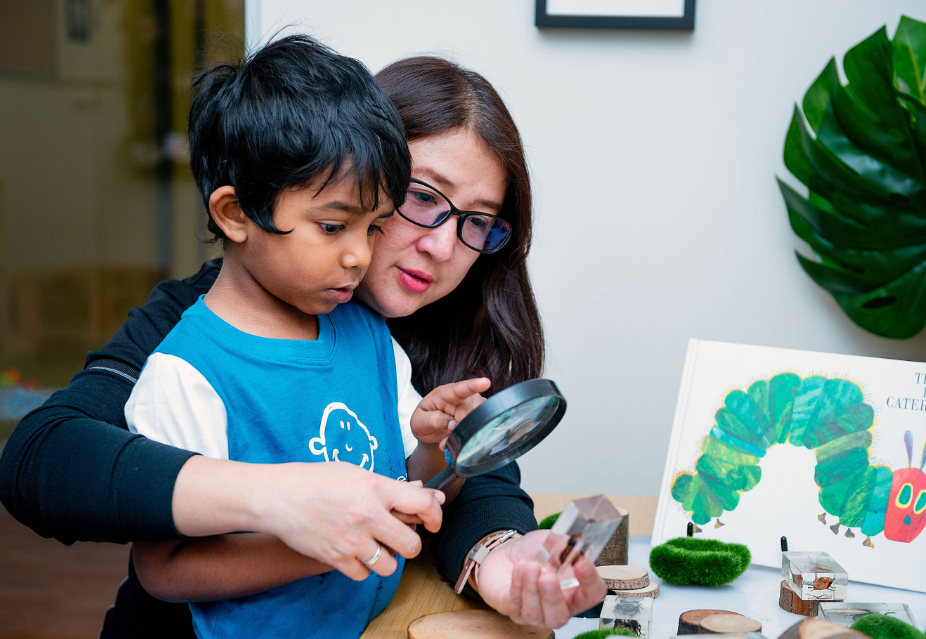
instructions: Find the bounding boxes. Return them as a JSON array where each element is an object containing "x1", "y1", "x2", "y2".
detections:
[
  {"x1": 851, "y1": 614, "x2": 924, "y2": 639},
  {"x1": 538, "y1": 512, "x2": 560, "y2": 529},
  {"x1": 573, "y1": 630, "x2": 637, "y2": 638},
  {"x1": 648, "y1": 536, "x2": 750, "y2": 585}
]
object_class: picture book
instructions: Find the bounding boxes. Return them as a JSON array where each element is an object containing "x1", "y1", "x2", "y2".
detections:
[{"x1": 652, "y1": 340, "x2": 926, "y2": 592}]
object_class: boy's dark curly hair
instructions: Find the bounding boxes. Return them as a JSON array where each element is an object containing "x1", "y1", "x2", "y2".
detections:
[{"x1": 188, "y1": 34, "x2": 411, "y2": 240}]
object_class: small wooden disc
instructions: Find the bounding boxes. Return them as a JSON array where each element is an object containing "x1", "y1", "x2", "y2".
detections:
[
  {"x1": 779, "y1": 618, "x2": 868, "y2": 639},
  {"x1": 779, "y1": 579, "x2": 814, "y2": 616},
  {"x1": 698, "y1": 613, "x2": 762, "y2": 634},
  {"x1": 778, "y1": 580, "x2": 844, "y2": 617},
  {"x1": 596, "y1": 565, "x2": 649, "y2": 590},
  {"x1": 610, "y1": 581, "x2": 660, "y2": 599},
  {"x1": 407, "y1": 611, "x2": 553, "y2": 639},
  {"x1": 677, "y1": 609, "x2": 739, "y2": 635}
]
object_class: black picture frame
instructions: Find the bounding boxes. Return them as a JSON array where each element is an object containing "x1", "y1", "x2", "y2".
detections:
[{"x1": 535, "y1": 0, "x2": 696, "y2": 30}]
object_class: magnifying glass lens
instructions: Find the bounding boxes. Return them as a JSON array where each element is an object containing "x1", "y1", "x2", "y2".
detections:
[
  {"x1": 456, "y1": 396, "x2": 560, "y2": 467},
  {"x1": 425, "y1": 378, "x2": 566, "y2": 491}
]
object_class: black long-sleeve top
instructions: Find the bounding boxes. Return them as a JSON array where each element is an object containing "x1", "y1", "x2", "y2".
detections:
[{"x1": 0, "y1": 260, "x2": 538, "y2": 636}]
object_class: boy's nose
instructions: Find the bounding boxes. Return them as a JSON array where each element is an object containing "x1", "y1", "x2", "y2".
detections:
[{"x1": 343, "y1": 236, "x2": 373, "y2": 269}]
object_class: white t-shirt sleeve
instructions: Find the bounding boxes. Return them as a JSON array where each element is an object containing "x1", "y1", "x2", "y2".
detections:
[
  {"x1": 125, "y1": 352, "x2": 229, "y2": 459},
  {"x1": 392, "y1": 337, "x2": 422, "y2": 459}
]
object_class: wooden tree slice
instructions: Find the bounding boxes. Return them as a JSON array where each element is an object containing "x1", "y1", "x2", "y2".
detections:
[
  {"x1": 778, "y1": 580, "x2": 843, "y2": 617},
  {"x1": 677, "y1": 609, "x2": 739, "y2": 635},
  {"x1": 596, "y1": 506, "x2": 630, "y2": 566},
  {"x1": 698, "y1": 613, "x2": 762, "y2": 634},
  {"x1": 610, "y1": 581, "x2": 660, "y2": 599},
  {"x1": 778, "y1": 617, "x2": 868, "y2": 639},
  {"x1": 407, "y1": 611, "x2": 553, "y2": 639},
  {"x1": 596, "y1": 565, "x2": 649, "y2": 590}
]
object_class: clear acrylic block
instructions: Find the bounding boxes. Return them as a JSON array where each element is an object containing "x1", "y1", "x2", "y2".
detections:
[
  {"x1": 599, "y1": 595, "x2": 652, "y2": 637},
  {"x1": 818, "y1": 602, "x2": 917, "y2": 627},
  {"x1": 535, "y1": 495, "x2": 623, "y2": 589},
  {"x1": 781, "y1": 551, "x2": 847, "y2": 600}
]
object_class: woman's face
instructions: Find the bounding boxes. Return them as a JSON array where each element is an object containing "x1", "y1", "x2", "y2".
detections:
[{"x1": 356, "y1": 127, "x2": 508, "y2": 318}]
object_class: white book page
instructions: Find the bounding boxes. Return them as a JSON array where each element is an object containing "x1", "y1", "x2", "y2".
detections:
[{"x1": 654, "y1": 340, "x2": 926, "y2": 592}]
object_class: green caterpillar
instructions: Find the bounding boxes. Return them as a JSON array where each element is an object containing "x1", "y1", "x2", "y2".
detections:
[{"x1": 671, "y1": 373, "x2": 903, "y2": 547}]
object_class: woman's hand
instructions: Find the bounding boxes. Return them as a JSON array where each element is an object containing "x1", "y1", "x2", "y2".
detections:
[
  {"x1": 475, "y1": 530, "x2": 607, "y2": 629},
  {"x1": 171, "y1": 457, "x2": 445, "y2": 581},
  {"x1": 411, "y1": 377, "x2": 491, "y2": 445}
]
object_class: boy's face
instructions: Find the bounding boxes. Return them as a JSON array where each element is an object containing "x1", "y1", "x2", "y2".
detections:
[{"x1": 238, "y1": 174, "x2": 393, "y2": 316}]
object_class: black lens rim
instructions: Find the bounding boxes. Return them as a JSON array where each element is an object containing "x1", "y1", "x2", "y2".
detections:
[
  {"x1": 396, "y1": 178, "x2": 513, "y2": 254},
  {"x1": 444, "y1": 378, "x2": 567, "y2": 477}
]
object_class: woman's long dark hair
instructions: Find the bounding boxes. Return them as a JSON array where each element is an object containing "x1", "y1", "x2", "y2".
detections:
[{"x1": 376, "y1": 57, "x2": 544, "y2": 396}]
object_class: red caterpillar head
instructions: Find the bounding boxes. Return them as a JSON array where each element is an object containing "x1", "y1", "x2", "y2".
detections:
[{"x1": 884, "y1": 431, "x2": 926, "y2": 543}]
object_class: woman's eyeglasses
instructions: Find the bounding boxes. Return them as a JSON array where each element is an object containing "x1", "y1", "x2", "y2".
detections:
[{"x1": 396, "y1": 179, "x2": 512, "y2": 254}]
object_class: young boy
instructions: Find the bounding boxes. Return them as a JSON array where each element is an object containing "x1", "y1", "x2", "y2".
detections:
[{"x1": 124, "y1": 35, "x2": 487, "y2": 638}]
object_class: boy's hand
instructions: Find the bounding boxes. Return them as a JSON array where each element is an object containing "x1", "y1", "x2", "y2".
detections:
[{"x1": 411, "y1": 378, "x2": 491, "y2": 445}]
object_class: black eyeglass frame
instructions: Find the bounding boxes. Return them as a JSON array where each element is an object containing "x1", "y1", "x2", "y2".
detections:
[{"x1": 396, "y1": 178, "x2": 513, "y2": 254}]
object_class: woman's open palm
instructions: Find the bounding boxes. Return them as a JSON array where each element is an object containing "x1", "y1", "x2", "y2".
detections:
[{"x1": 476, "y1": 530, "x2": 607, "y2": 629}]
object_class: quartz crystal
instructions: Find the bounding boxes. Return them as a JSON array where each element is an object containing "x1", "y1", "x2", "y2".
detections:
[
  {"x1": 535, "y1": 495, "x2": 623, "y2": 589},
  {"x1": 818, "y1": 602, "x2": 917, "y2": 627},
  {"x1": 781, "y1": 551, "x2": 847, "y2": 600},
  {"x1": 599, "y1": 595, "x2": 652, "y2": 637}
]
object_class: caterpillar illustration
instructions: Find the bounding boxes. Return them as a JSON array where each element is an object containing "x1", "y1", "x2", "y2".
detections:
[{"x1": 671, "y1": 373, "x2": 926, "y2": 548}]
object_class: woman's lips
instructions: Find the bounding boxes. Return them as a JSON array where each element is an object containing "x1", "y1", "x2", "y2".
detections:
[
  {"x1": 397, "y1": 268, "x2": 432, "y2": 293},
  {"x1": 327, "y1": 287, "x2": 355, "y2": 303}
]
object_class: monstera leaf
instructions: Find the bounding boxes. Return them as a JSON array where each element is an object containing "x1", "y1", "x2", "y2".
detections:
[{"x1": 779, "y1": 16, "x2": 926, "y2": 338}]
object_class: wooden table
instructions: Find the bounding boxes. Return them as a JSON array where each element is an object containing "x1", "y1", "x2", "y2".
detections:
[
  {"x1": 361, "y1": 494, "x2": 657, "y2": 639},
  {"x1": 0, "y1": 490, "x2": 653, "y2": 639}
]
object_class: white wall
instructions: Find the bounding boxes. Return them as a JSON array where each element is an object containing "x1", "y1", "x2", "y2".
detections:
[{"x1": 254, "y1": 0, "x2": 926, "y2": 497}]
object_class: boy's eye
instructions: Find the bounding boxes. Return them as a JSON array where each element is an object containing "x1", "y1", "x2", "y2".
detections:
[
  {"x1": 320, "y1": 223, "x2": 345, "y2": 234},
  {"x1": 368, "y1": 224, "x2": 385, "y2": 236}
]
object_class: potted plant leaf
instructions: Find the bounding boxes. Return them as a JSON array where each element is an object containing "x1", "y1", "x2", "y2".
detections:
[{"x1": 779, "y1": 16, "x2": 926, "y2": 338}]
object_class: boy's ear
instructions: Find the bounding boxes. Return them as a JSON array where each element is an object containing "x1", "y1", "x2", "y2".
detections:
[{"x1": 209, "y1": 186, "x2": 249, "y2": 244}]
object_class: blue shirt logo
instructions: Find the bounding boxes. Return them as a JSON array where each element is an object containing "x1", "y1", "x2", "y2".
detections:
[{"x1": 309, "y1": 402, "x2": 379, "y2": 471}]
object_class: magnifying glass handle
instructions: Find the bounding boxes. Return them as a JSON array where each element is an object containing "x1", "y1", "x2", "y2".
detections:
[{"x1": 424, "y1": 465, "x2": 457, "y2": 491}]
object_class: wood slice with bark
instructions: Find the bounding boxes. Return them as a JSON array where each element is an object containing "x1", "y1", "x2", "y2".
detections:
[
  {"x1": 677, "y1": 609, "x2": 739, "y2": 635},
  {"x1": 609, "y1": 581, "x2": 660, "y2": 599},
  {"x1": 698, "y1": 613, "x2": 762, "y2": 634},
  {"x1": 778, "y1": 618, "x2": 868, "y2": 639},
  {"x1": 596, "y1": 507, "x2": 630, "y2": 566},
  {"x1": 596, "y1": 565, "x2": 649, "y2": 590},
  {"x1": 778, "y1": 580, "x2": 843, "y2": 616},
  {"x1": 407, "y1": 611, "x2": 553, "y2": 639}
]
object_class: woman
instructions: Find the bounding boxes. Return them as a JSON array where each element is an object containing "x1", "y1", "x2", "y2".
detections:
[
  {"x1": 367, "y1": 57, "x2": 605, "y2": 624},
  {"x1": 0, "y1": 54, "x2": 605, "y2": 634}
]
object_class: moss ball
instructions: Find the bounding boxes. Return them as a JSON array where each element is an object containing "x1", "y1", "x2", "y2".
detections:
[
  {"x1": 573, "y1": 630, "x2": 637, "y2": 638},
  {"x1": 851, "y1": 613, "x2": 924, "y2": 639},
  {"x1": 538, "y1": 512, "x2": 560, "y2": 529},
  {"x1": 648, "y1": 536, "x2": 750, "y2": 586}
]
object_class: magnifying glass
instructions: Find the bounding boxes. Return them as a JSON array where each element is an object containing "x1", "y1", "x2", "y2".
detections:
[{"x1": 424, "y1": 378, "x2": 566, "y2": 490}]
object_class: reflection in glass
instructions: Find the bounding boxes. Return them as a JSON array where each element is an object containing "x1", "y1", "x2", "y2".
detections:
[{"x1": 455, "y1": 396, "x2": 559, "y2": 469}]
